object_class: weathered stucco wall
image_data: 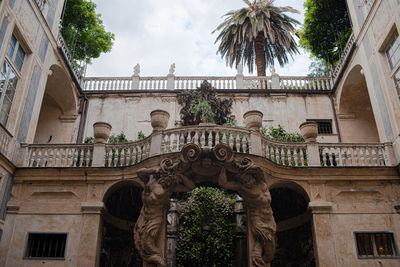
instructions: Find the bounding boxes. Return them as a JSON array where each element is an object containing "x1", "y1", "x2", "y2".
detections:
[{"x1": 84, "y1": 92, "x2": 338, "y2": 143}]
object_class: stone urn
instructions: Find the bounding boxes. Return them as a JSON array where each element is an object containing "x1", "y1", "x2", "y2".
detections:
[
  {"x1": 243, "y1": 110, "x2": 263, "y2": 131},
  {"x1": 93, "y1": 122, "x2": 112, "y2": 143},
  {"x1": 150, "y1": 110, "x2": 170, "y2": 131},
  {"x1": 299, "y1": 121, "x2": 318, "y2": 142}
]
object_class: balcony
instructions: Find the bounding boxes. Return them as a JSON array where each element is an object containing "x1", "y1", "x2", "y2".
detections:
[
  {"x1": 17, "y1": 122, "x2": 396, "y2": 169},
  {"x1": 83, "y1": 74, "x2": 332, "y2": 92}
]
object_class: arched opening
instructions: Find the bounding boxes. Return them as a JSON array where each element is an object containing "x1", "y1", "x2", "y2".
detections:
[
  {"x1": 100, "y1": 181, "x2": 143, "y2": 267},
  {"x1": 270, "y1": 183, "x2": 315, "y2": 267},
  {"x1": 338, "y1": 65, "x2": 379, "y2": 142},
  {"x1": 171, "y1": 186, "x2": 247, "y2": 267},
  {"x1": 34, "y1": 64, "x2": 78, "y2": 143}
]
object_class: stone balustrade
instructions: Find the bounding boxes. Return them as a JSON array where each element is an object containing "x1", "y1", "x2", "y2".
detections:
[
  {"x1": 0, "y1": 124, "x2": 12, "y2": 159},
  {"x1": 319, "y1": 143, "x2": 393, "y2": 167},
  {"x1": 17, "y1": 126, "x2": 397, "y2": 168},
  {"x1": 104, "y1": 138, "x2": 151, "y2": 167},
  {"x1": 57, "y1": 32, "x2": 82, "y2": 84},
  {"x1": 261, "y1": 137, "x2": 308, "y2": 167},
  {"x1": 83, "y1": 75, "x2": 332, "y2": 91},
  {"x1": 20, "y1": 144, "x2": 94, "y2": 167},
  {"x1": 161, "y1": 126, "x2": 251, "y2": 154},
  {"x1": 332, "y1": 33, "x2": 356, "y2": 86}
]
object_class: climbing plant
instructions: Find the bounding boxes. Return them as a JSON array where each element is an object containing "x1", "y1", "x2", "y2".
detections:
[
  {"x1": 176, "y1": 187, "x2": 236, "y2": 267},
  {"x1": 261, "y1": 125, "x2": 305, "y2": 143},
  {"x1": 177, "y1": 81, "x2": 233, "y2": 126}
]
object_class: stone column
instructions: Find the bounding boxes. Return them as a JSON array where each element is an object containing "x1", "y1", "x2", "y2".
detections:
[
  {"x1": 300, "y1": 122, "x2": 320, "y2": 166},
  {"x1": 243, "y1": 111, "x2": 263, "y2": 156},
  {"x1": 309, "y1": 201, "x2": 336, "y2": 267},
  {"x1": 77, "y1": 202, "x2": 104, "y2": 267},
  {"x1": 149, "y1": 110, "x2": 170, "y2": 157},
  {"x1": 92, "y1": 122, "x2": 111, "y2": 167}
]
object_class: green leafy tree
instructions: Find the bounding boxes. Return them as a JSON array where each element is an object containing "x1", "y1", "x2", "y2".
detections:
[
  {"x1": 60, "y1": 0, "x2": 114, "y2": 64},
  {"x1": 176, "y1": 187, "x2": 237, "y2": 267},
  {"x1": 307, "y1": 57, "x2": 330, "y2": 77},
  {"x1": 299, "y1": 0, "x2": 351, "y2": 67},
  {"x1": 213, "y1": 0, "x2": 300, "y2": 76}
]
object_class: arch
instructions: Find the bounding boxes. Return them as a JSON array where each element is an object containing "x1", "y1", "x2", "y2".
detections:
[
  {"x1": 337, "y1": 65, "x2": 380, "y2": 142},
  {"x1": 100, "y1": 180, "x2": 144, "y2": 267},
  {"x1": 270, "y1": 182, "x2": 315, "y2": 267},
  {"x1": 34, "y1": 64, "x2": 79, "y2": 143}
]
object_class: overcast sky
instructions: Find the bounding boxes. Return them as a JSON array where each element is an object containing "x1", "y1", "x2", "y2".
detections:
[{"x1": 86, "y1": 0, "x2": 311, "y2": 77}]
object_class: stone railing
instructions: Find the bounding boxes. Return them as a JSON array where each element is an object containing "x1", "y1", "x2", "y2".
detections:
[
  {"x1": 104, "y1": 138, "x2": 151, "y2": 167},
  {"x1": 0, "y1": 124, "x2": 12, "y2": 159},
  {"x1": 17, "y1": 114, "x2": 397, "y2": 168},
  {"x1": 57, "y1": 32, "x2": 82, "y2": 84},
  {"x1": 319, "y1": 143, "x2": 393, "y2": 167},
  {"x1": 161, "y1": 126, "x2": 251, "y2": 154},
  {"x1": 261, "y1": 137, "x2": 308, "y2": 167},
  {"x1": 20, "y1": 144, "x2": 94, "y2": 168},
  {"x1": 332, "y1": 33, "x2": 356, "y2": 86},
  {"x1": 83, "y1": 75, "x2": 332, "y2": 91}
]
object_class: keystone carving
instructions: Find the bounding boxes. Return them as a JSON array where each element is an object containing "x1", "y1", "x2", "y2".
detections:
[{"x1": 134, "y1": 144, "x2": 276, "y2": 267}]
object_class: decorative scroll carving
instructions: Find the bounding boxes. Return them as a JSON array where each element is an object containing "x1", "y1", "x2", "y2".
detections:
[{"x1": 134, "y1": 144, "x2": 276, "y2": 267}]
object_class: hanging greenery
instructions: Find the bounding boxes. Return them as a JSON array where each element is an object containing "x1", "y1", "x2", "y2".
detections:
[
  {"x1": 176, "y1": 187, "x2": 236, "y2": 267},
  {"x1": 261, "y1": 125, "x2": 305, "y2": 143}
]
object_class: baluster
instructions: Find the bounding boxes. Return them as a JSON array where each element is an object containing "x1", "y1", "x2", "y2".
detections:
[
  {"x1": 378, "y1": 147, "x2": 385, "y2": 166},
  {"x1": 299, "y1": 148, "x2": 305, "y2": 166},
  {"x1": 365, "y1": 147, "x2": 371, "y2": 166},
  {"x1": 119, "y1": 146, "x2": 125, "y2": 166},
  {"x1": 229, "y1": 132, "x2": 234, "y2": 150},
  {"x1": 221, "y1": 131, "x2": 227, "y2": 144},
  {"x1": 292, "y1": 147, "x2": 298, "y2": 166},
  {"x1": 286, "y1": 147, "x2": 292, "y2": 166},
  {"x1": 243, "y1": 135, "x2": 248, "y2": 153},
  {"x1": 273, "y1": 146, "x2": 279, "y2": 164},
  {"x1": 322, "y1": 148, "x2": 328, "y2": 166},
  {"x1": 199, "y1": 130, "x2": 205, "y2": 148}
]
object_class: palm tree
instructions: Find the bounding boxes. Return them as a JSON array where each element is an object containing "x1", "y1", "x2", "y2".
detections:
[{"x1": 213, "y1": 0, "x2": 300, "y2": 76}]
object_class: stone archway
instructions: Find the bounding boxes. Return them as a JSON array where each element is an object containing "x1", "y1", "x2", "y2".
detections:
[
  {"x1": 134, "y1": 144, "x2": 276, "y2": 267},
  {"x1": 34, "y1": 64, "x2": 78, "y2": 143},
  {"x1": 101, "y1": 181, "x2": 144, "y2": 267},
  {"x1": 269, "y1": 183, "x2": 315, "y2": 267},
  {"x1": 337, "y1": 65, "x2": 380, "y2": 142}
]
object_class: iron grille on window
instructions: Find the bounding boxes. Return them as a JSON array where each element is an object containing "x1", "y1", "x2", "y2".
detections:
[
  {"x1": 306, "y1": 120, "x2": 333, "y2": 134},
  {"x1": 24, "y1": 233, "x2": 67, "y2": 259},
  {"x1": 355, "y1": 232, "x2": 398, "y2": 258}
]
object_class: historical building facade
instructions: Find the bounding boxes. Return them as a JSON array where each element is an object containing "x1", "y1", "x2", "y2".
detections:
[{"x1": 0, "y1": 0, "x2": 399, "y2": 266}]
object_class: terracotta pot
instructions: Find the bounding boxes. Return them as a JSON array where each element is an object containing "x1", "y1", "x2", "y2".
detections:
[
  {"x1": 243, "y1": 110, "x2": 263, "y2": 131},
  {"x1": 150, "y1": 110, "x2": 170, "y2": 131},
  {"x1": 93, "y1": 122, "x2": 112, "y2": 143},
  {"x1": 299, "y1": 121, "x2": 318, "y2": 142}
]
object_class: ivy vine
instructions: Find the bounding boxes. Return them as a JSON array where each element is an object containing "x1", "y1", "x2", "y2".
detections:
[{"x1": 176, "y1": 187, "x2": 237, "y2": 267}]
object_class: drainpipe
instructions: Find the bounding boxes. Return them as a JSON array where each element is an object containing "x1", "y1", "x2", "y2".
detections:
[
  {"x1": 329, "y1": 94, "x2": 341, "y2": 142},
  {"x1": 76, "y1": 95, "x2": 89, "y2": 143}
]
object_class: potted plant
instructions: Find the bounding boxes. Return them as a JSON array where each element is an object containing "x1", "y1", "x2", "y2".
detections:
[{"x1": 190, "y1": 98, "x2": 216, "y2": 125}]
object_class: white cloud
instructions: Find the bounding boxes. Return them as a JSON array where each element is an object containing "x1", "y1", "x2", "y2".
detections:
[{"x1": 86, "y1": 0, "x2": 311, "y2": 77}]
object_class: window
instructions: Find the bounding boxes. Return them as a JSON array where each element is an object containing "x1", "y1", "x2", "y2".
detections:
[
  {"x1": 306, "y1": 119, "x2": 333, "y2": 134},
  {"x1": 355, "y1": 232, "x2": 399, "y2": 258},
  {"x1": 0, "y1": 34, "x2": 25, "y2": 125},
  {"x1": 24, "y1": 233, "x2": 67, "y2": 259},
  {"x1": 386, "y1": 31, "x2": 400, "y2": 96}
]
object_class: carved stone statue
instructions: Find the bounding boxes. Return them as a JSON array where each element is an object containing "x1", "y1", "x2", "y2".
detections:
[
  {"x1": 168, "y1": 63, "x2": 175, "y2": 75},
  {"x1": 270, "y1": 64, "x2": 276, "y2": 75},
  {"x1": 134, "y1": 162, "x2": 194, "y2": 267},
  {"x1": 218, "y1": 165, "x2": 276, "y2": 267},
  {"x1": 134, "y1": 64, "x2": 140, "y2": 76}
]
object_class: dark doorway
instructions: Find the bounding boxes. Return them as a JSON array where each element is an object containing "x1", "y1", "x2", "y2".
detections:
[
  {"x1": 100, "y1": 185, "x2": 143, "y2": 267},
  {"x1": 270, "y1": 186, "x2": 315, "y2": 267}
]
